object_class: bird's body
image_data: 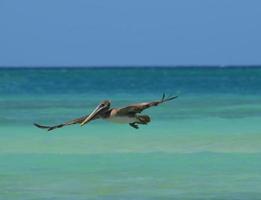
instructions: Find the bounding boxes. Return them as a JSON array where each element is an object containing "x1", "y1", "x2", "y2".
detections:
[
  {"x1": 34, "y1": 94, "x2": 177, "y2": 131},
  {"x1": 106, "y1": 115, "x2": 137, "y2": 124}
]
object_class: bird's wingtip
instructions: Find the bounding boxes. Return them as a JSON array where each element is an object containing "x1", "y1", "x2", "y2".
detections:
[
  {"x1": 34, "y1": 123, "x2": 41, "y2": 128},
  {"x1": 34, "y1": 123, "x2": 49, "y2": 129}
]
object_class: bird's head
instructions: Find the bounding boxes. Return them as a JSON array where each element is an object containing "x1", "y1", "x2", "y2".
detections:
[
  {"x1": 80, "y1": 100, "x2": 111, "y2": 126},
  {"x1": 99, "y1": 100, "x2": 111, "y2": 108}
]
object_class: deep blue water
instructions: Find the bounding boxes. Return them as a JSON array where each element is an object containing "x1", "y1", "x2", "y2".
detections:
[{"x1": 1, "y1": 67, "x2": 261, "y2": 95}]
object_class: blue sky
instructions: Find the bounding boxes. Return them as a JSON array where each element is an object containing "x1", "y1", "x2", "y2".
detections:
[{"x1": 0, "y1": 0, "x2": 261, "y2": 66}]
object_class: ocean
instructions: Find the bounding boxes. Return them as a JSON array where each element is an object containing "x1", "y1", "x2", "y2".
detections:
[{"x1": 0, "y1": 67, "x2": 261, "y2": 199}]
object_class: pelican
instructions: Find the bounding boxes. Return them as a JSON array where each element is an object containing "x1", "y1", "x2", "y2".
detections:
[{"x1": 34, "y1": 94, "x2": 177, "y2": 131}]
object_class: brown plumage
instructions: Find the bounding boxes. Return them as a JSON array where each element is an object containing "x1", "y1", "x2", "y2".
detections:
[
  {"x1": 34, "y1": 115, "x2": 88, "y2": 131},
  {"x1": 34, "y1": 94, "x2": 177, "y2": 131}
]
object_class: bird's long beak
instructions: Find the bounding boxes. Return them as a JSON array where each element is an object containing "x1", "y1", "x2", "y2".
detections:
[{"x1": 80, "y1": 103, "x2": 106, "y2": 126}]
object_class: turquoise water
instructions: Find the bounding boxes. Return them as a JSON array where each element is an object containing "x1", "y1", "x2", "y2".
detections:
[{"x1": 0, "y1": 67, "x2": 261, "y2": 199}]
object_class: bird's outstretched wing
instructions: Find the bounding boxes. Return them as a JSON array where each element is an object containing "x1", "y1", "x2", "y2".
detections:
[
  {"x1": 34, "y1": 115, "x2": 90, "y2": 131},
  {"x1": 117, "y1": 94, "x2": 178, "y2": 115}
]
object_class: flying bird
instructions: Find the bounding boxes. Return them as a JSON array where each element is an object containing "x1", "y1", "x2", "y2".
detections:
[{"x1": 34, "y1": 94, "x2": 177, "y2": 131}]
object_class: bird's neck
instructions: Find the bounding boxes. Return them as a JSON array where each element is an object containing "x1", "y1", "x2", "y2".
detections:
[{"x1": 103, "y1": 109, "x2": 113, "y2": 118}]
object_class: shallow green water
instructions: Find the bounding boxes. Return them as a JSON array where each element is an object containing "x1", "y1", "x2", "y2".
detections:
[
  {"x1": 0, "y1": 67, "x2": 261, "y2": 199},
  {"x1": 1, "y1": 153, "x2": 261, "y2": 200}
]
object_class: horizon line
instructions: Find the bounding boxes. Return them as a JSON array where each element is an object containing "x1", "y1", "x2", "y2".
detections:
[{"x1": 1, "y1": 65, "x2": 261, "y2": 68}]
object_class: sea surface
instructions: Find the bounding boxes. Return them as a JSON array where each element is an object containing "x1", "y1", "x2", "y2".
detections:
[{"x1": 0, "y1": 67, "x2": 261, "y2": 200}]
